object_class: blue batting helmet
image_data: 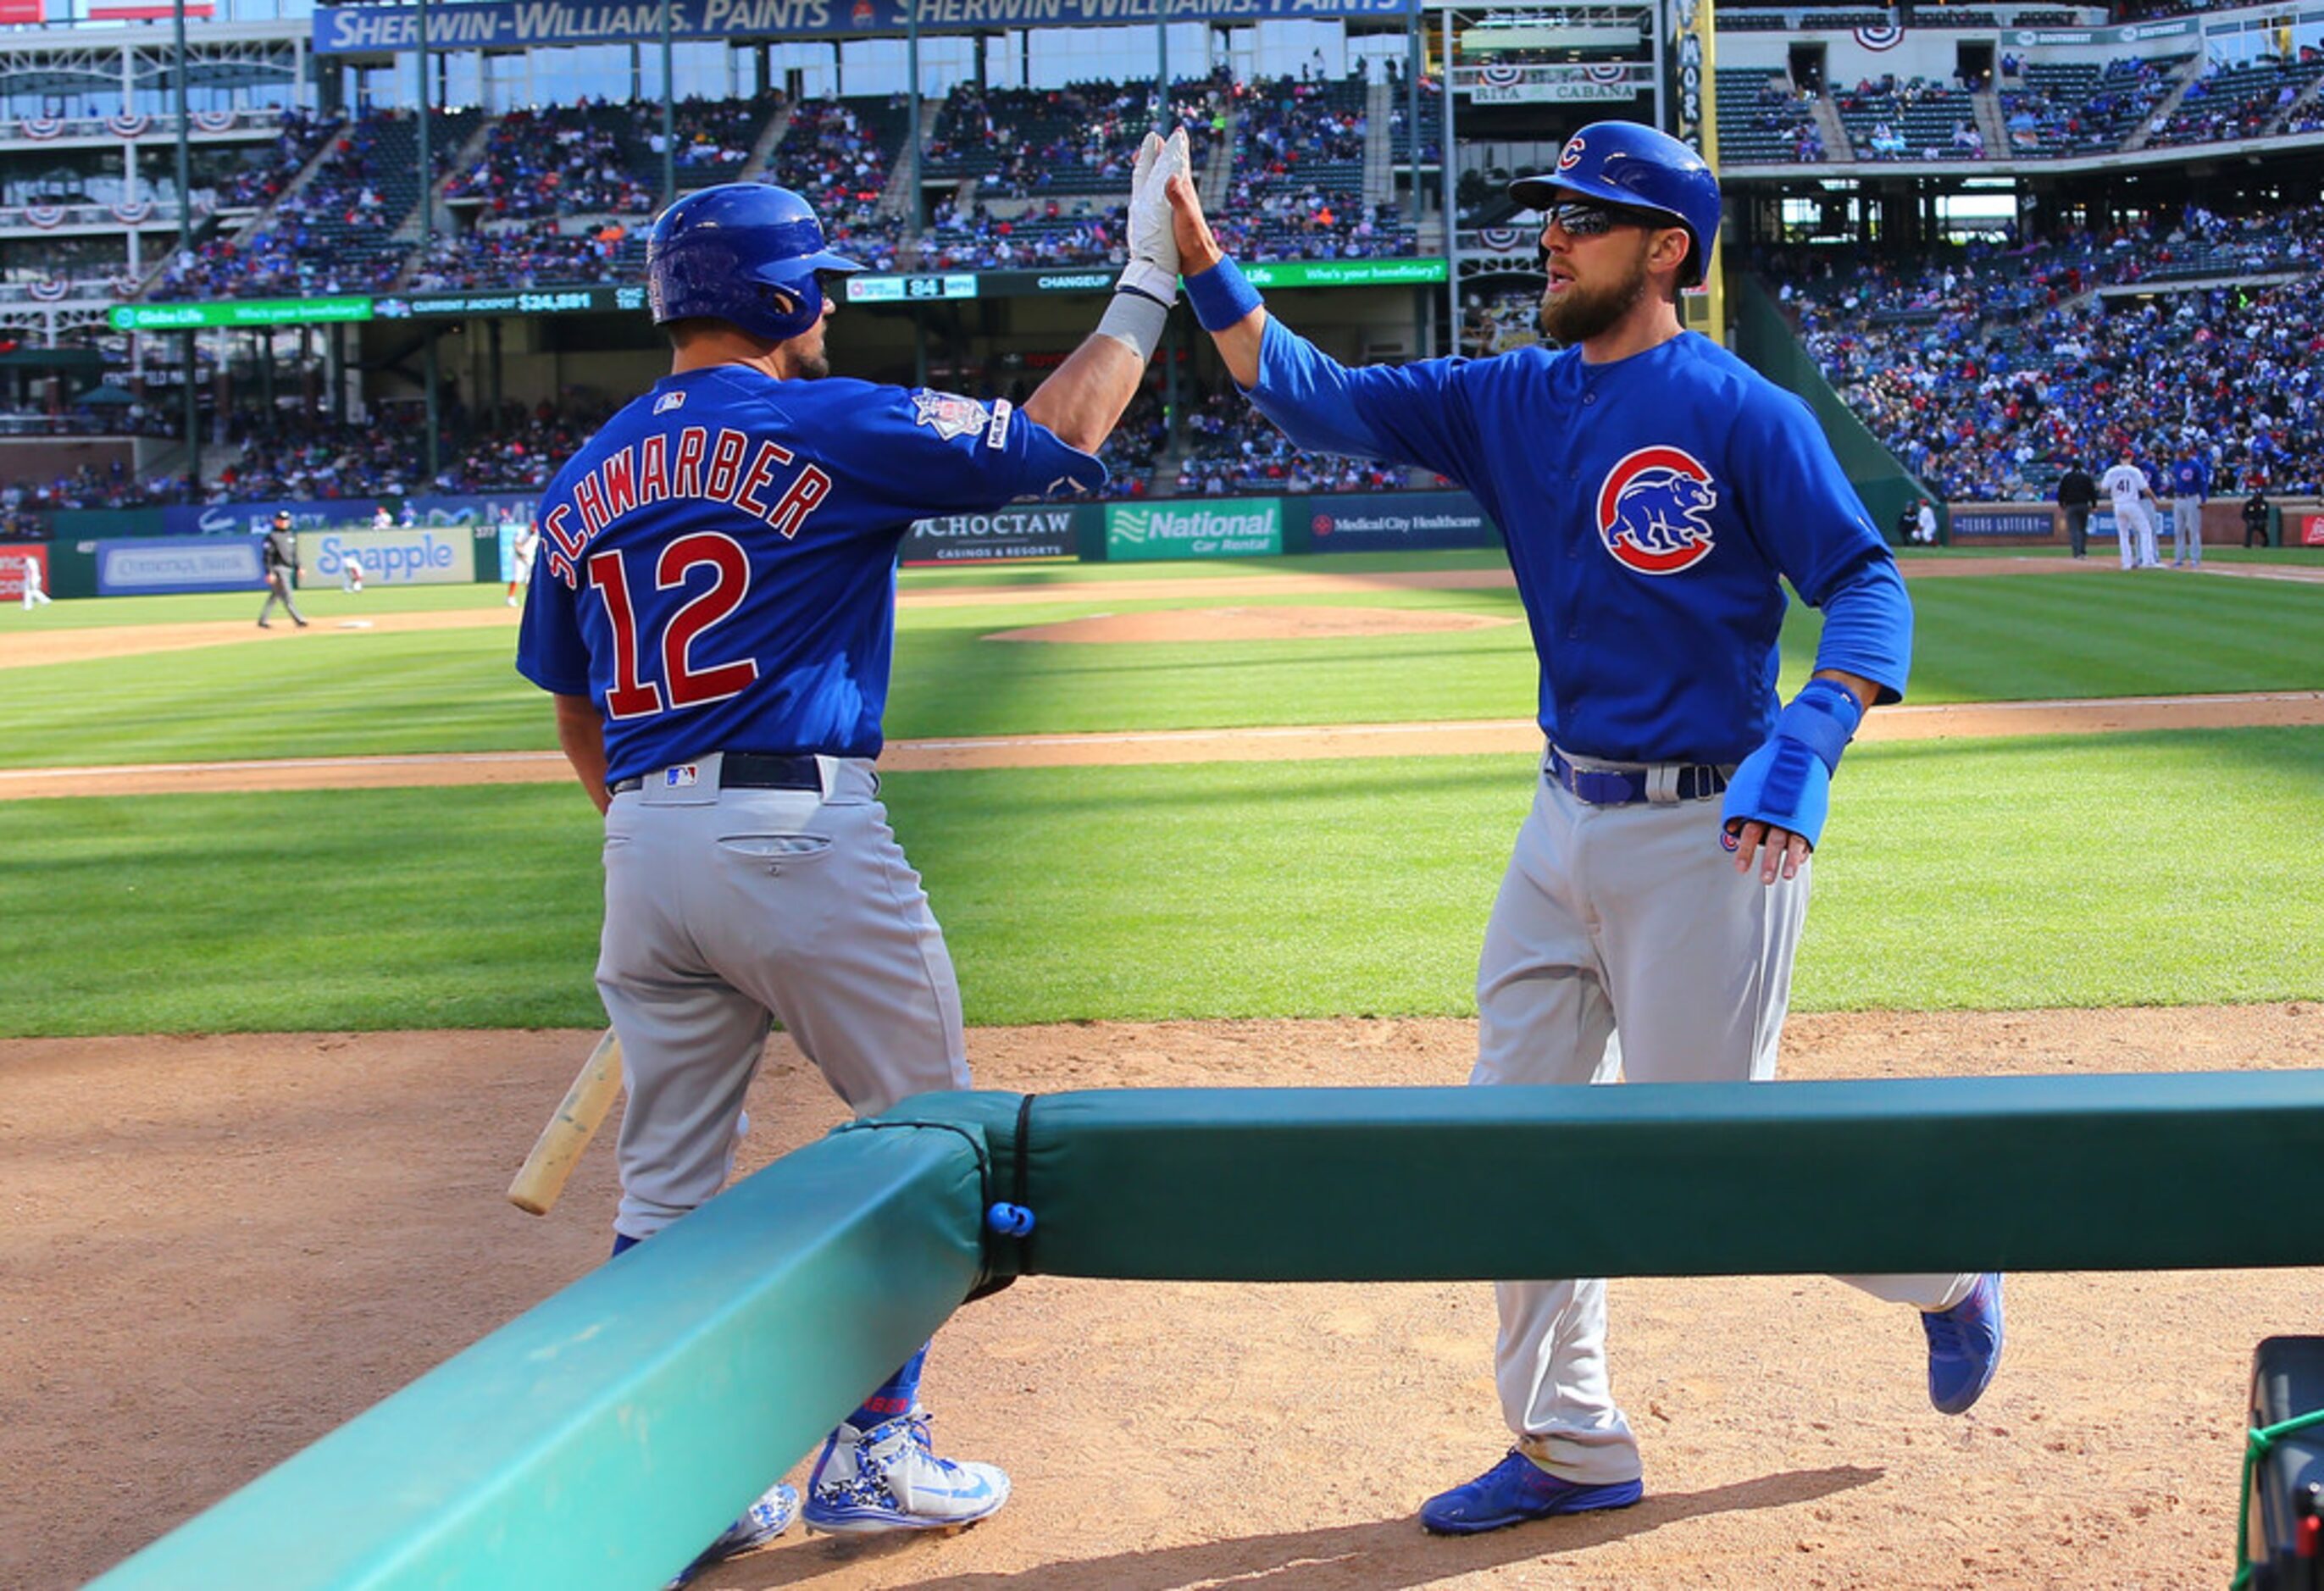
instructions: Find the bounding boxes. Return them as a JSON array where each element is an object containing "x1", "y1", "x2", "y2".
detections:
[
  {"x1": 1508, "y1": 122, "x2": 1722, "y2": 287},
  {"x1": 645, "y1": 182, "x2": 863, "y2": 345}
]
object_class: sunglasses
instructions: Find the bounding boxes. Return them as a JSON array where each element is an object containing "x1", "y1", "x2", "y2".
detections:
[{"x1": 1540, "y1": 200, "x2": 1656, "y2": 237}]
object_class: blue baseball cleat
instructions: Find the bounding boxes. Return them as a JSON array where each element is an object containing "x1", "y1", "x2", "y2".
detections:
[
  {"x1": 1420, "y1": 1450, "x2": 1645, "y2": 1535},
  {"x1": 801, "y1": 1409, "x2": 1009, "y2": 1533},
  {"x1": 664, "y1": 1481, "x2": 796, "y2": 1588},
  {"x1": 1923, "y1": 1272, "x2": 2005, "y2": 1415}
]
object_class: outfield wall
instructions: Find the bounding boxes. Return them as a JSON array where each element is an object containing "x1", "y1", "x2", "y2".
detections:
[{"x1": 19, "y1": 491, "x2": 2320, "y2": 600}]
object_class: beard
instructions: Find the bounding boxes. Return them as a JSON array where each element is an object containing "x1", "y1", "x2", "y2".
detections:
[
  {"x1": 776, "y1": 341, "x2": 830, "y2": 381},
  {"x1": 1537, "y1": 245, "x2": 1654, "y2": 346}
]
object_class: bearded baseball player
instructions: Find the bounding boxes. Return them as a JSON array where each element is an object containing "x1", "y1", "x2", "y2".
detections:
[
  {"x1": 517, "y1": 135, "x2": 1187, "y2": 1586},
  {"x1": 1166, "y1": 120, "x2": 2003, "y2": 1534}
]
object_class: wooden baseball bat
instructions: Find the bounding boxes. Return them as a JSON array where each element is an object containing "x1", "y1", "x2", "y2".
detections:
[{"x1": 508, "y1": 1028, "x2": 625, "y2": 1216}]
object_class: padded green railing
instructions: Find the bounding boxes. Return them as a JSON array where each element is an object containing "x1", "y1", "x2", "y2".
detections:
[
  {"x1": 90, "y1": 1071, "x2": 2324, "y2": 1589},
  {"x1": 86, "y1": 1120, "x2": 987, "y2": 1591}
]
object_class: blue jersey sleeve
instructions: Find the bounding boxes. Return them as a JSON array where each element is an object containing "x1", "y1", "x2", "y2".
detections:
[
  {"x1": 1248, "y1": 317, "x2": 1484, "y2": 484},
  {"x1": 513, "y1": 497, "x2": 591, "y2": 696},
  {"x1": 1728, "y1": 386, "x2": 1912, "y2": 703},
  {"x1": 841, "y1": 384, "x2": 1106, "y2": 516}
]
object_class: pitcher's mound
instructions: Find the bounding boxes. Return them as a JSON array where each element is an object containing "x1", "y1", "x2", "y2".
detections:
[{"x1": 986, "y1": 606, "x2": 1518, "y2": 644}]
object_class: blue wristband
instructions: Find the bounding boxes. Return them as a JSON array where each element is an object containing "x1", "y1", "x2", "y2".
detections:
[
  {"x1": 1184, "y1": 257, "x2": 1264, "y2": 333},
  {"x1": 1774, "y1": 677, "x2": 1865, "y2": 774}
]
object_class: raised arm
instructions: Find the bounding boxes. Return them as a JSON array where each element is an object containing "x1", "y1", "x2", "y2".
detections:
[
  {"x1": 1021, "y1": 130, "x2": 1189, "y2": 453},
  {"x1": 1163, "y1": 170, "x2": 1263, "y2": 390}
]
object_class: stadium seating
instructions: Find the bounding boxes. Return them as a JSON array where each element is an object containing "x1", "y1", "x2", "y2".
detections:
[
  {"x1": 1779, "y1": 197, "x2": 2324, "y2": 501},
  {"x1": 1832, "y1": 75, "x2": 1986, "y2": 160},
  {"x1": 1716, "y1": 69, "x2": 1828, "y2": 163},
  {"x1": 2147, "y1": 56, "x2": 2324, "y2": 147},
  {"x1": 1177, "y1": 388, "x2": 1407, "y2": 494}
]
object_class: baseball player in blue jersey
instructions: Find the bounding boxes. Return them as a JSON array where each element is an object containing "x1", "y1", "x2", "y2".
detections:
[
  {"x1": 2168, "y1": 446, "x2": 2210, "y2": 568},
  {"x1": 1166, "y1": 121, "x2": 2004, "y2": 1535},
  {"x1": 518, "y1": 136, "x2": 1188, "y2": 1586}
]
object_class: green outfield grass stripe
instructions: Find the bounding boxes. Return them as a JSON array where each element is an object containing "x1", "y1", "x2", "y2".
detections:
[{"x1": 3, "y1": 727, "x2": 2317, "y2": 1037}]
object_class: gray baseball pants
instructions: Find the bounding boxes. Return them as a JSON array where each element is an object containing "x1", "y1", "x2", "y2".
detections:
[
  {"x1": 258, "y1": 572, "x2": 307, "y2": 625},
  {"x1": 1474, "y1": 755, "x2": 1976, "y2": 1485},
  {"x1": 596, "y1": 754, "x2": 968, "y2": 1242},
  {"x1": 2172, "y1": 498, "x2": 2204, "y2": 566}
]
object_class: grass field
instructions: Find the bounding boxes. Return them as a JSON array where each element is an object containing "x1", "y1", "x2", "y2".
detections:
[
  {"x1": 5, "y1": 556, "x2": 2323, "y2": 770},
  {"x1": 4, "y1": 544, "x2": 2322, "y2": 1036}
]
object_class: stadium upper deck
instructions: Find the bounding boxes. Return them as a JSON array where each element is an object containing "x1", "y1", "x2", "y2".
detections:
[{"x1": 0, "y1": 0, "x2": 2316, "y2": 518}]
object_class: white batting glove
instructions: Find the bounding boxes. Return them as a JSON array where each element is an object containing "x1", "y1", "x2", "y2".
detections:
[{"x1": 1119, "y1": 126, "x2": 1189, "y2": 305}]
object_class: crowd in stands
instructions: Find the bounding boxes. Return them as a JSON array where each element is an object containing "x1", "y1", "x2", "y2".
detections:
[
  {"x1": 216, "y1": 399, "x2": 617, "y2": 501},
  {"x1": 2145, "y1": 52, "x2": 2324, "y2": 147},
  {"x1": 1091, "y1": 389, "x2": 1167, "y2": 497},
  {"x1": 1176, "y1": 389, "x2": 1406, "y2": 495},
  {"x1": 929, "y1": 75, "x2": 1227, "y2": 202},
  {"x1": 412, "y1": 220, "x2": 634, "y2": 290},
  {"x1": 921, "y1": 197, "x2": 1126, "y2": 271},
  {"x1": 2, "y1": 462, "x2": 189, "y2": 515},
  {"x1": 767, "y1": 97, "x2": 900, "y2": 202},
  {"x1": 442, "y1": 101, "x2": 660, "y2": 219},
  {"x1": 1732, "y1": 75, "x2": 1826, "y2": 162},
  {"x1": 213, "y1": 108, "x2": 341, "y2": 209},
  {"x1": 1782, "y1": 199, "x2": 2324, "y2": 500}
]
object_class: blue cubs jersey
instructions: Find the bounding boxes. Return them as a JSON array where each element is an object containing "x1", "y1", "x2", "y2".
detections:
[
  {"x1": 517, "y1": 364, "x2": 1102, "y2": 781},
  {"x1": 1249, "y1": 322, "x2": 1911, "y2": 765},
  {"x1": 2169, "y1": 457, "x2": 2210, "y2": 497}
]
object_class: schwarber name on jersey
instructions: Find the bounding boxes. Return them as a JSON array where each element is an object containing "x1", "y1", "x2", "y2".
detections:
[
  {"x1": 1245, "y1": 321, "x2": 1911, "y2": 766},
  {"x1": 517, "y1": 365, "x2": 1102, "y2": 780}
]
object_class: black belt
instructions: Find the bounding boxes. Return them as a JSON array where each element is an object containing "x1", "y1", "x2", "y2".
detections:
[
  {"x1": 1546, "y1": 747, "x2": 1728, "y2": 806},
  {"x1": 608, "y1": 752, "x2": 823, "y2": 796}
]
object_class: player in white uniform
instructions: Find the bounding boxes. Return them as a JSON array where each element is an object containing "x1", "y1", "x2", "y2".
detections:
[
  {"x1": 341, "y1": 552, "x2": 365, "y2": 593},
  {"x1": 506, "y1": 521, "x2": 538, "y2": 607},
  {"x1": 19, "y1": 554, "x2": 50, "y2": 608},
  {"x1": 2100, "y1": 452, "x2": 2160, "y2": 569}
]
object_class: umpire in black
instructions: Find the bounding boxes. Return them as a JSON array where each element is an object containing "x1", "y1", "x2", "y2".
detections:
[
  {"x1": 257, "y1": 508, "x2": 308, "y2": 629},
  {"x1": 2056, "y1": 464, "x2": 2097, "y2": 559},
  {"x1": 2244, "y1": 489, "x2": 2273, "y2": 548}
]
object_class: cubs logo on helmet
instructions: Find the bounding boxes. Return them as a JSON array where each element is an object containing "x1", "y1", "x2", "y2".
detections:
[
  {"x1": 1595, "y1": 446, "x2": 1720, "y2": 574},
  {"x1": 1556, "y1": 136, "x2": 1585, "y2": 171}
]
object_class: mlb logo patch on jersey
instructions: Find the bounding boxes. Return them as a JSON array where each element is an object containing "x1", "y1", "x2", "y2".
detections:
[
  {"x1": 653, "y1": 391, "x2": 687, "y2": 415},
  {"x1": 912, "y1": 389, "x2": 991, "y2": 443},
  {"x1": 1596, "y1": 446, "x2": 1720, "y2": 576},
  {"x1": 664, "y1": 763, "x2": 701, "y2": 788}
]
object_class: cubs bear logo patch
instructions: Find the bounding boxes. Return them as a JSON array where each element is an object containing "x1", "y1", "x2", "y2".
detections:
[
  {"x1": 911, "y1": 390, "x2": 992, "y2": 442},
  {"x1": 1595, "y1": 446, "x2": 1719, "y2": 575}
]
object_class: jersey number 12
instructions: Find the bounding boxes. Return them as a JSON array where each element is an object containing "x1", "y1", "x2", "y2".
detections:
[{"x1": 586, "y1": 533, "x2": 759, "y2": 718}]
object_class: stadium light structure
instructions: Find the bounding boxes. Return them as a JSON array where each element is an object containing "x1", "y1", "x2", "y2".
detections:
[
  {"x1": 174, "y1": 0, "x2": 198, "y2": 488},
  {"x1": 660, "y1": 0, "x2": 676, "y2": 206},
  {"x1": 416, "y1": 0, "x2": 441, "y2": 486}
]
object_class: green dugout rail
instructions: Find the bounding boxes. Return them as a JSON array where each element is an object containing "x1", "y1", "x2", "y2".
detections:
[
  {"x1": 92, "y1": 1072, "x2": 2324, "y2": 1589},
  {"x1": 88, "y1": 1122, "x2": 987, "y2": 1591}
]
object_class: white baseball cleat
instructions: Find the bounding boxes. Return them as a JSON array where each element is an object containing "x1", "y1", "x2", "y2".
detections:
[{"x1": 801, "y1": 1410, "x2": 1009, "y2": 1533}]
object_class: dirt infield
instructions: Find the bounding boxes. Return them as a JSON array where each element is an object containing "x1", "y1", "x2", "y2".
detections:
[{"x1": 8, "y1": 1006, "x2": 2320, "y2": 1589}]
